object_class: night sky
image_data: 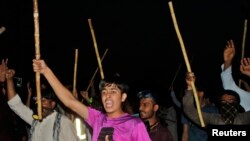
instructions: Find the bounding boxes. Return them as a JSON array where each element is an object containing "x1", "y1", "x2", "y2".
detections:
[{"x1": 1, "y1": 0, "x2": 250, "y2": 102}]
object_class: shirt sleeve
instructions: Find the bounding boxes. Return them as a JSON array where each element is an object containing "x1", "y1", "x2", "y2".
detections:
[
  {"x1": 7, "y1": 94, "x2": 34, "y2": 125},
  {"x1": 86, "y1": 107, "x2": 102, "y2": 127}
]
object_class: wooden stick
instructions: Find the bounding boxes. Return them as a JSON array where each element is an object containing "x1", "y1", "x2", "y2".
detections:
[
  {"x1": 239, "y1": 19, "x2": 248, "y2": 87},
  {"x1": 71, "y1": 49, "x2": 78, "y2": 121},
  {"x1": 168, "y1": 1, "x2": 205, "y2": 127},
  {"x1": 33, "y1": 0, "x2": 42, "y2": 120},
  {"x1": 73, "y1": 49, "x2": 78, "y2": 98},
  {"x1": 86, "y1": 48, "x2": 109, "y2": 92},
  {"x1": 241, "y1": 19, "x2": 248, "y2": 60},
  {"x1": 88, "y1": 19, "x2": 105, "y2": 80}
]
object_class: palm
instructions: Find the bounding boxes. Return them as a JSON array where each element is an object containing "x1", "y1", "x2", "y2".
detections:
[{"x1": 240, "y1": 58, "x2": 250, "y2": 77}]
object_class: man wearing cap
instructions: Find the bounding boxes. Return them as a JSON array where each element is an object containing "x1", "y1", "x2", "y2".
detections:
[
  {"x1": 4, "y1": 68, "x2": 79, "y2": 141},
  {"x1": 138, "y1": 90, "x2": 173, "y2": 141}
]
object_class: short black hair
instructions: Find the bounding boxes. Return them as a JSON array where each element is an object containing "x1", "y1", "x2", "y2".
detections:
[
  {"x1": 221, "y1": 89, "x2": 240, "y2": 104},
  {"x1": 41, "y1": 87, "x2": 57, "y2": 102},
  {"x1": 98, "y1": 73, "x2": 129, "y2": 94},
  {"x1": 137, "y1": 90, "x2": 159, "y2": 104}
]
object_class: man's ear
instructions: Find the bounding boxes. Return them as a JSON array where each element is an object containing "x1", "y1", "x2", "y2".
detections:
[
  {"x1": 153, "y1": 104, "x2": 159, "y2": 112},
  {"x1": 121, "y1": 93, "x2": 127, "y2": 102}
]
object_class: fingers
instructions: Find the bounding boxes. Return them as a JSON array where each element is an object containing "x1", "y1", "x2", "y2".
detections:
[
  {"x1": 32, "y1": 59, "x2": 43, "y2": 72},
  {"x1": 6, "y1": 69, "x2": 15, "y2": 78},
  {"x1": 1, "y1": 58, "x2": 8, "y2": 65},
  {"x1": 242, "y1": 57, "x2": 250, "y2": 66},
  {"x1": 80, "y1": 91, "x2": 89, "y2": 99},
  {"x1": 4, "y1": 58, "x2": 8, "y2": 65},
  {"x1": 186, "y1": 72, "x2": 195, "y2": 80}
]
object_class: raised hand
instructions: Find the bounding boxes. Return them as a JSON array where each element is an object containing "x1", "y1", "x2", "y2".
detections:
[
  {"x1": 223, "y1": 40, "x2": 235, "y2": 69},
  {"x1": 0, "y1": 58, "x2": 8, "y2": 82},
  {"x1": 240, "y1": 57, "x2": 250, "y2": 77},
  {"x1": 26, "y1": 81, "x2": 33, "y2": 107},
  {"x1": 185, "y1": 72, "x2": 195, "y2": 90},
  {"x1": 6, "y1": 69, "x2": 15, "y2": 80},
  {"x1": 80, "y1": 91, "x2": 89, "y2": 101},
  {"x1": 32, "y1": 59, "x2": 48, "y2": 74}
]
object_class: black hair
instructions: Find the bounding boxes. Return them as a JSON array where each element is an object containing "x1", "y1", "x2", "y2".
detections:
[
  {"x1": 219, "y1": 89, "x2": 245, "y2": 112},
  {"x1": 137, "y1": 90, "x2": 159, "y2": 104},
  {"x1": 221, "y1": 89, "x2": 240, "y2": 104},
  {"x1": 41, "y1": 87, "x2": 57, "y2": 102},
  {"x1": 98, "y1": 73, "x2": 129, "y2": 94}
]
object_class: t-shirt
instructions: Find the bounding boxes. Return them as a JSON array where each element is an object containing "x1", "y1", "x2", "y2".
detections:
[{"x1": 86, "y1": 107, "x2": 151, "y2": 141}]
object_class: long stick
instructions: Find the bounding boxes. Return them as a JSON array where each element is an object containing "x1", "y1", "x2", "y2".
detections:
[
  {"x1": 71, "y1": 49, "x2": 78, "y2": 121},
  {"x1": 86, "y1": 48, "x2": 109, "y2": 92},
  {"x1": 239, "y1": 19, "x2": 248, "y2": 87},
  {"x1": 88, "y1": 19, "x2": 105, "y2": 80},
  {"x1": 168, "y1": 1, "x2": 205, "y2": 127},
  {"x1": 73, "y1": 49, "x2": 78, "y2": 98},
  {"x1": 33, "y1": 0, "x2": 42, "y2": 120}
]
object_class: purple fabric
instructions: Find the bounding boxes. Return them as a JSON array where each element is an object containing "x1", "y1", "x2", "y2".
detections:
[{"x1": 86, "y1": 107, "x2": 151, "y2": 141}]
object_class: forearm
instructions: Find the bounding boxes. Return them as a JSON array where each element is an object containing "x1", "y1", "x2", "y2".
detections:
[
  {"x1": 223, "y1": 61, "x2": 232, "y2": 70},
  {"x1": 182, "y1": 90, "x2": 202, "y2": 126},
  {"x1": 8, "y1": 95, "x2": 34, "y2": 125},
  {"x1": 26, "y1": 94, "x2": 32, "y2": 107},
  {"x1": 6, "y1": 78, "x2": 16, "y2": 100},
  {"x1": 221, "y1": 65, "x2": 238, "y2": 90}
]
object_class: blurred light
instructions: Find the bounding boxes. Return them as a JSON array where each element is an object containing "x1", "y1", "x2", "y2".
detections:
[{"x1": 75, "y1": 118, "x2": 86, "y2": 140}]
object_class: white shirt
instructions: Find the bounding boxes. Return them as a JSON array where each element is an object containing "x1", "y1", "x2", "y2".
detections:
[
  {"x1": 221, "y1": 64, "x2": 250, "y2": 111},
  {"x1": 8, "y1": 94, "x2": 79, "y2": 141}
]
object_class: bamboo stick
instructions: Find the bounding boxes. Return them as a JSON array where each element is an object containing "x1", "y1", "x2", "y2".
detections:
[
  {"x1": 239, "y1": 19, "x2": 248, "y2": 87},
  {"x1": 86, "y1": 48, "x2": 109, "y2": 92},
  {"x1": 71, "y1": 49, "x2": 78, "y2": 121},
  {"x1": 88, "y1": 19, "x2": 105, "y2": 80},
  {"x1": 33, "y1": 0, "x2": 42, "y2": 120},
  {"x1": 241, "y1": 19, "x2": 248, "y2": 60},
  {"x1": 168, "y1": 1, "x2": 205, "y2": 127},
  {"x1": 73, "y1": 49, "x2": 78, "y2": 98}
]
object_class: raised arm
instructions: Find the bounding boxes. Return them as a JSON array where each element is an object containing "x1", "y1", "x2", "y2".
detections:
[
  {"x1": 239, "y1": 79, "x2": 250, "y2": 92},
  {"x1": 182, "y1": 72, "x2": 207, "y2": 126},
  {"x1": 240, "y1": 57, "x2": 250, "y2": 77},
  {"x1": 26, "y1": 81, "x2": 32, "y2": 107},
  {"x1": 32, "y1": 59, "x2": 89, "y2": 120},
  {"x1": 0, "y1": 58, "x2": 8, "y2": 83},
  {"x1": 6, "y1": 69, "x2": 17, "y2": 100},
  {"x1": 223, "y1": 40, "x2": 235, "y2": 70}
]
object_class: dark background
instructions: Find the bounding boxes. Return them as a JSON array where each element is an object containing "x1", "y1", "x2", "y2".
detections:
[{"x1": 1, "y1": 0, "x2": 250, "y2": 102}]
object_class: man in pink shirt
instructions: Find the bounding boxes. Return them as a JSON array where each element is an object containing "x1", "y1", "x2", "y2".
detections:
[{"x1": 33, "y1": 59, "x2": 151, "y2": 141}]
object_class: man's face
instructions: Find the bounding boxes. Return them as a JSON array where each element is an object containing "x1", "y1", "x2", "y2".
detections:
[
  {"x1": 101, "y1": 83, "x2": 125, "y2": 115},
  {"x1": 221, "y1": 94, "x2": 237, "y2": 104},
  {"x1": 139, "y1": 98, "x2": 156, "y2": 120},
  {"x1": 41, "y1": 98, "x2": 55, "y2": 118}
]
